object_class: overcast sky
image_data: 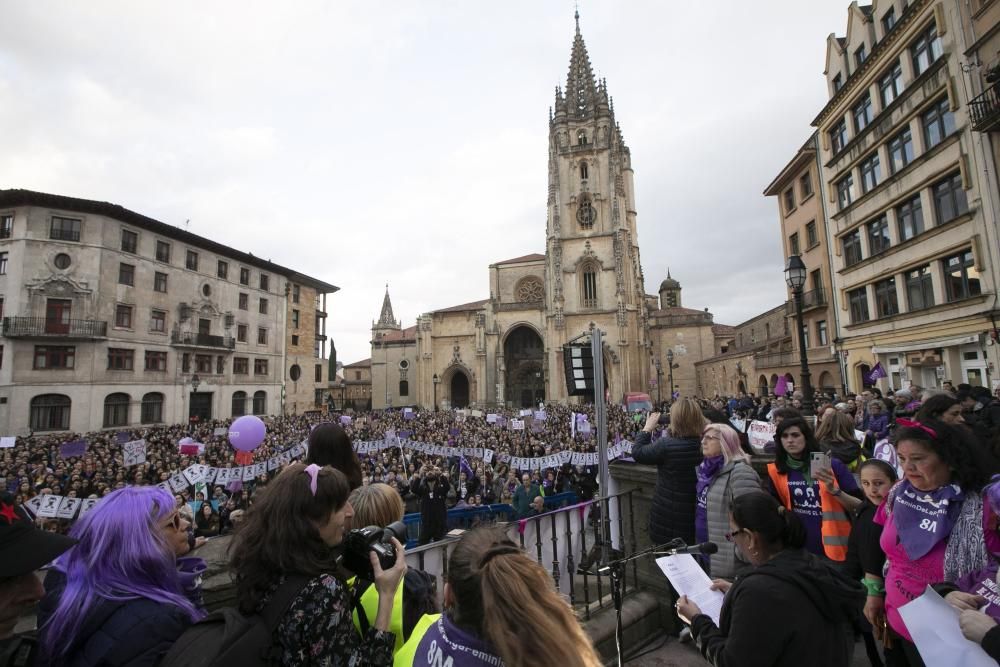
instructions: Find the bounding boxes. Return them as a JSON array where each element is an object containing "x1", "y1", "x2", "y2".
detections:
[{"x1": 0, "y1": 1, "x2": 853, "y2": 365}]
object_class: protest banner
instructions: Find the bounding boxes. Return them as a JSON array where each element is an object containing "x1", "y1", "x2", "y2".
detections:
[
  {"x1": 747, "y1": 420, "x2": 776, "y2": 452},
  {"x1": 123, "y1": 439, "x2": 147, "y2": 467}
]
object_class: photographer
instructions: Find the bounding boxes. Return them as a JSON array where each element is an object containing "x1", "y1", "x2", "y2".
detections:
[
  {"x1": 411, "y1": 465, "x2": 449, "y2": 545},
  {"x1": 345, "y1": 484, "x2": 439, "y2": 654}
]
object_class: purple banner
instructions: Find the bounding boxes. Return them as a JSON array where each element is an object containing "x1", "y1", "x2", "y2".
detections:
[
  {"x1": 59, "y1": 439, "x2": 87, "y2": 459},
  {"x1": 114, "y1": 431, "x2": 131, "y2": 444}
]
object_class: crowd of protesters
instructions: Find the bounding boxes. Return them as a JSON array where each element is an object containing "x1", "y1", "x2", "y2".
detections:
[{"x1": 4, "y1": 380, "x2": 1000, "y2": 665}]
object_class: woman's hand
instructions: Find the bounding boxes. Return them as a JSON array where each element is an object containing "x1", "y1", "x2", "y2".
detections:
[
  {"x1": 643, "y1": 413, "x2": 660, "y2": 433},
  {"x1": 372, "y1": 537, "x2": 407, "y2": 599},
  {"x1": 813, "y1": 467, "x2": 836, "y2": 492},
  {"x1": 675, "y1": 595, "x2": 702, "y2": 624},
  {"x1": 945, "y1": 590, "x2": 987, "y2": 612},
  {"x1": 960, "y1": 609, "x2": 997, "y2": 644},
  {"x1": 864, "y1": 596, "x2": 886, "y2": 638},
  {"x1": 709, "y1": 579, "x2": 732, "y2": 594}
]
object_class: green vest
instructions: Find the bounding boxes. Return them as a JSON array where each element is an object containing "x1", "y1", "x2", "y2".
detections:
[
  {"x1": 393, "y1": 613, "x2": 441, "y2": 666},
  {"x1": 348, "y1": 575, "x2": 407, "y2": 654}
]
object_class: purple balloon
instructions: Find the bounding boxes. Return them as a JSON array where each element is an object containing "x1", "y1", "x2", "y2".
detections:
[{"x1": 229, "y1": 415, "x2": 266, "y2": 452}]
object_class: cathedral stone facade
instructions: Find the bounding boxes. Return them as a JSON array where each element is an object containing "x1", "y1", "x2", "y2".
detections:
[{"x1": 371, "y1": 15, "x2": 651, "y2": 410}]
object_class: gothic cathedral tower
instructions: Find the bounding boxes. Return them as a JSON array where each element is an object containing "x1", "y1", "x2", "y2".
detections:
[{"x1": 545, "y1": 13, "x2": 649, "y2": 400}]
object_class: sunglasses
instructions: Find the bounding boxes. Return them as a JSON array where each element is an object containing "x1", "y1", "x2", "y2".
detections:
[{"x1": 725, "y1": 529, "x2": 747, "y2": 542}]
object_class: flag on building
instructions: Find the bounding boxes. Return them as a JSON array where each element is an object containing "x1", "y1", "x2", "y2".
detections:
[
  {"x1": 774, "y1": 376, "x2": 788, "y2": 397},
  {"x1": 866, "y1": 362, "x2": 888, "y2": 384}
]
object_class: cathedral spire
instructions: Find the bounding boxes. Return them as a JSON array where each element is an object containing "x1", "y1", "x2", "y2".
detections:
[
  {"x1": 566, "y1": 12, "x2": 599, "y2": 119},
  {"x1": 374, "y1": 284, "x2": 401, "y2": 331}
]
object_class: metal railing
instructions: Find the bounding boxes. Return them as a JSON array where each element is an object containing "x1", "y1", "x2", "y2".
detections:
[
  {"x1": 170, "y1": 331, "x2": 236, "y2": 349},
  {"x1": 754, "y1": 350, "x2": 797, "y2": 368},
  {"x1": 784, "y1": 287, "x2": 826, "y2": 314},
  {"x1": 403, "y1": 489, "x2": 639, "y2": 620},
  {"x1": 2, "y1": 316, "x2": 107, "y2": 338},
  {"x1": 970, "y1": 85, "x2": 1000, "y2": 133}
]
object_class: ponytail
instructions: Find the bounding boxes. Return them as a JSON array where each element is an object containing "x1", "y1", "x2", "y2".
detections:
[
  {"x1": 777, "y1": 505, "x2": 806, "y2": 550},
  {"x1": 731, "y1": 491, "x2": 804, "y2": 550},
  {"x1": 447, "y1": 528, "x2": 601, "y2": 667}
]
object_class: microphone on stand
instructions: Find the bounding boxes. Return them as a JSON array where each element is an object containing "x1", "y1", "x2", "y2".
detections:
[{"x1": 654, "y1": 541, "x2": 718, "y2": 556}]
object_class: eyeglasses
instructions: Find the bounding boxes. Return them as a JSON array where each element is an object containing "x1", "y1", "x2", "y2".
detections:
[
  {"x1": 164, "y1": 511, "x2": 183, "y2": 531},
  {"x1": 725, "y1": 529, "x2": 747, "y2": 542}
]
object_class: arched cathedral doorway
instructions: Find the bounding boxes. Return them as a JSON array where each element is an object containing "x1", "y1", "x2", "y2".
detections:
[
  {"x1": 504, "y1": 326, "x2": 545, "y2": 408},
  {"x1": 450, "y1": 372, "x2": 470, "y2": 409}
]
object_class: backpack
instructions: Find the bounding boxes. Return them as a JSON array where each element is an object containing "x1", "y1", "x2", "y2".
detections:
[{"x1": 159, "y1": 574, "x2": 309, "y2": 667}]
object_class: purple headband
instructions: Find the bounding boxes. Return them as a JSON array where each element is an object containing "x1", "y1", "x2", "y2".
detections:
[{"x1": 303, "y1": 464, "x2": 321, "y2": 496}]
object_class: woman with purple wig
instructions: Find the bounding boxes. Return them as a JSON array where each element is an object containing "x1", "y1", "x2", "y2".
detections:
[{"x1": 36, "y1": 486, "x2": 206, "y2": 666}]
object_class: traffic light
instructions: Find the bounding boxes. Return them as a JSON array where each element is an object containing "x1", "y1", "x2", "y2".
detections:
[{"x1": 563, "y1": 344, "x2": 594, "y2": 397}]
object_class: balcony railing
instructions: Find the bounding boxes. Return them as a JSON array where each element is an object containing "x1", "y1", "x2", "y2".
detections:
[
  {"x1": 785, "y1": 287, "x2": 827, "y2": 315},
  {"x1": 754, "y1": 350, "x2": 797, "y2": 369},
  {"x1": 170, "y1": 331, "x2": 236, "y2": 350},
  {"x1": 970, "y1": 85, "x2": 1000, "y2": 133},
  {"x1": 2, "y1": 316, "x2": 107, "y2": 339}
]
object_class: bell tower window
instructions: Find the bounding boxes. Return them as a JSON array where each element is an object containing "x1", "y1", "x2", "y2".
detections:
[
  {"x1": 577, "y1": 130, "x2": 588, "y2": 145},
  {"x1": 581, "y1": 263, "x2": 599, "y2": 309},
  {"x1": 580, "y1": 161, "x2": 589, "y2": 180}
]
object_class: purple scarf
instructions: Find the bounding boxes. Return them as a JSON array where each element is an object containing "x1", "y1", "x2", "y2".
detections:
[
  {"x1": 892, "y1": 480, "x2": 965, "y2": 560},
  {"x1": 695, "y1": 456, "x2": 725, "y2": 545}
]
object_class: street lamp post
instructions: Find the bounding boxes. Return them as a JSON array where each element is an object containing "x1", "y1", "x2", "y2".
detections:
[
  {"x1": 654, "y1": 358, "x2": 663, "y2": 405},
  {"x1": 666, "y1": 349, "x2": 677, "y2": 403},
  {"x1": 432, "y1": 373, "x2": 440, "y2": 411},
  {"x1": 785, "y1": 255, "x2": 815, "y2": 416}
]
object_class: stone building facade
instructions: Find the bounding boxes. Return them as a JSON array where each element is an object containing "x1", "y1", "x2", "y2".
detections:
[
  {"x1": 0, "y1": 189, "x2": 336, "y2": 434},
  {"x1": 814, "y1": 0, "x2": 1000, "y2": 392},
  {"x1": 284, "y1": 279, "x2": 332, "y2": 415},
  {"x1": 764, "y1": 134, "x2": 845, "y2": 395},
  {"x1": 332, "y1": 358, "x2": 372, "y2": 411},
  {"x1": 371, "y1": 15, "x2": 651, "y2": 410}
]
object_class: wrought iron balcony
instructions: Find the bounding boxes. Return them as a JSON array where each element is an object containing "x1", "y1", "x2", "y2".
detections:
[
  {"x1": 170, "y1": 331, "x2": 236, "y2": 350},
  {"x1": 970, "y1": 85, "x2": 1000, "y2": 133},
  {"x1": 785, "y1": 288, "x2": 827, "y2": 315},
  {"x1": 2, "y1": 316, "x2": 107, "y2": 339}
]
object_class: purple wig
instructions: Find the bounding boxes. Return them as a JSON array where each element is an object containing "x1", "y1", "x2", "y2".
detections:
[
  {"x1": 987, "y1": 475, "x2": 1000, "y2": 516},
  {"x1": 40, "y1": 486, "x2": 203, "y2": 661}
]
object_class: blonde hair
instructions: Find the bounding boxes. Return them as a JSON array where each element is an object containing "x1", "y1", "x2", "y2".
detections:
[
  {"x1": 448, "y1": 528, "x2": 601, "y2": 667},
  {"x1": 670, "y1": 398, "x2": 708, "y2": 438},
  {"x1": 349, "y1": 483, "x2": 404, "y2": 528},
  {"x1": 816, "y1": 410, "x2": 859, "y2": 444}
]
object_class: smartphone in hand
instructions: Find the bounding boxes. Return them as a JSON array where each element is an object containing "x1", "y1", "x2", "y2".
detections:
[{"x1": 810, "y1": 451, "x2": 832, "y2": 477}]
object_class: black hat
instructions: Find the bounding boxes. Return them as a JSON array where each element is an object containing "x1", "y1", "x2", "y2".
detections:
[{"x1": 0, "y1": 493, "x2": 77, "y2": 578}]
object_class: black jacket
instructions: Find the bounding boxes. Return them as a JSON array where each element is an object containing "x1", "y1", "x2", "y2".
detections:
[
  {"x1": 631, "y1": 431, "x2": 702, "y2": 546},
  {"x1": 690, "y1": 549, "x2": 864, "y2": 667},
  {"x1": 412, "y1": 476, "x2": 449, "y2": 533},
  {"x1": 845, "y1": 500, "x2": 885, "y2": 583},
  {"x1": 37, "y1": 570, "x2": 193, "y2": 667}
]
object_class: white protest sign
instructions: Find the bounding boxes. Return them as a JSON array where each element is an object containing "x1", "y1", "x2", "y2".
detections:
[
  {"x1": 168, "y1": 473, "x2": 190, "y2": 493},
  {"x1": 205, "y1": 467, "x2": 219, "y2": 484},
  {"x1": 56, "y1": 497, "x2": 82, "y2": 520},
  {"x1": 747, "y1": 420, "x2": 776, "y2": 452},
  {"x1": 24, "y1": 495, "x2": 45, "y2": 516},
  {"x1": 79, "y1": 497, "x2": 101, "y2": 517},
  {"x1": 854, "y1": 429, "x2": 866, "y2": 443},
  {"x1": 471, "y1": 410, "x2": 483, "y2": 418},
  {"x1": 183, "y1": 465, "x2": 204, "y2": 486},
  {"x1": 730, "y1": 418, "x2": 746, "y2": 434},
  {"x1": 0, "y1": 437, "x2": 15, "y2": 448},
  {"x1": 486, "y1": 414, "x2": 498, "y2": 424},
  {"x1": 511, "y1": 419, "x2": 525, "y2": 431},
  {"x1": 266, "y1": 457, "x2": 280, "y2": 472},
  {"x1": 213, "y1": 427, "x2": 228, "y2": 436},
  {"x1": 36, "y1": 494, "x2": 61, "y2": 518},
  {"x1": 123, "y1": 439, "x2": 146, "y2": 467},
  {"x1": 242, "y1": 466, "x2": 256, "y2": 482}
]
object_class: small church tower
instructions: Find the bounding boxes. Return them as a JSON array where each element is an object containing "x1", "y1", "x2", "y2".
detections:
[
  {"x1": 659, "y1": 271, "x2": 682, "y2": 309},
  {"x1": 372, "y1": 285, "x2": 401, "y2": 341}
]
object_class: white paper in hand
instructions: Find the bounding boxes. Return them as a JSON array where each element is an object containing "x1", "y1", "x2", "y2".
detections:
[
  {"x1": 898, "y1": 585, "x2": 996, "y2": 667},
  {"x1": 655, "y1": 554, "x2": 725, "y2": 626}
]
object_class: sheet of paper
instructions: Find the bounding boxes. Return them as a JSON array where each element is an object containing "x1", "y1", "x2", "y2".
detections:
[
  {"x1": 898, "y1": 585, "x2": 996, "y2": 667},
  {"x1": 655, "y1": 554, "x2": 725, "y2": 626}
]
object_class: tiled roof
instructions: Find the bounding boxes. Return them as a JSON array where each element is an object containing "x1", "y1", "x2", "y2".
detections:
[
  {"x1": 433, "y1": 299, "x2": 490, "y2": 313},
  {"x1": 0, "y1": 189, "x2": 338, "y2": 292},
  {"x1": 492, "y1": 253, "x2": 545, "y2": 265},
  {"x1": 377, "y1": 325, "x2": 418, "y2": 343},
  {"x1": 712, "y1": 324, "x2": 736, "y2": 335},
  {"x1": 650, "y1": 306, "x2": 712, "y2": 317},
  {"x1": 344, "y1": 358, "x2": 371, "y2": 368}
]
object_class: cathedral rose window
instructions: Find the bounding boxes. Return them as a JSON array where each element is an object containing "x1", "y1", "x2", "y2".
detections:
[{"x1": 516, "y1": 277, "x2": 544, "y2": 303}]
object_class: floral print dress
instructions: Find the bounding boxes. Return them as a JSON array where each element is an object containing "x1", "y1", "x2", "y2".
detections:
[{"x1": 264, "y1": 573, "x2": 395, "y2": 666}]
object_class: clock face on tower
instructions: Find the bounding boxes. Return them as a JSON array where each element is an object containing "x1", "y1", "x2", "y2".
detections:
[{"x1": 577, "y1": 201, "x2": 595, "y2": 227}]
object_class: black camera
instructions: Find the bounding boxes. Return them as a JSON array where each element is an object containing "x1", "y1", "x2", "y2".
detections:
[
  {"x1": 340, "y1": 520, "x2": 407, "y2": 580},
  {"x1": 657, "y1": 413, "x2": 671, "y2": 426}
]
